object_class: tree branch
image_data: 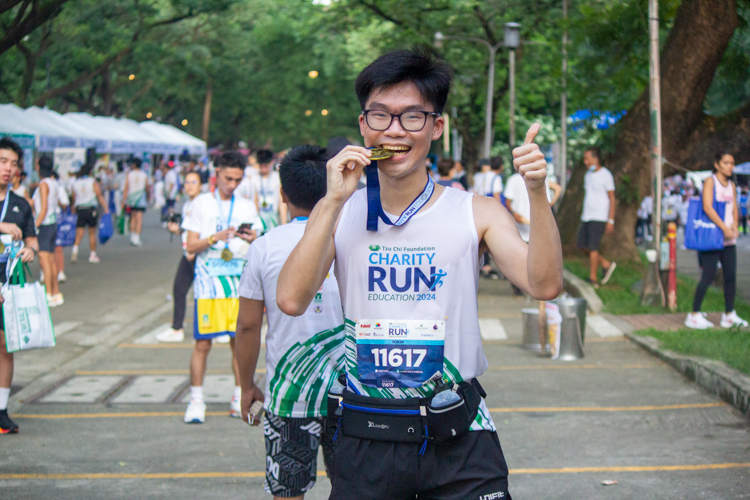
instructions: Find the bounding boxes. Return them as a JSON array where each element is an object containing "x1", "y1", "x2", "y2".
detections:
[
  {"x1": 0, "y1": 0, "x2": 25, "y2": 17},
  {"x1": 473, "y1": 6, "x2": 497, "y2": 47},
  {"x1": 0, "y1": 0, "x2": 71, "y2": 56},
  {"x1": 356, "y1": 0, "x2": 403, "y2": 26}
]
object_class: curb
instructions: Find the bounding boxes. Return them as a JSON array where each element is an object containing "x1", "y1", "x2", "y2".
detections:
[
  {"x1": 626, "y1": 332, "x2": 750, "y2": 417},
  {"x1": 562, "y1": 269, "x2": 603, "y2": 313}
]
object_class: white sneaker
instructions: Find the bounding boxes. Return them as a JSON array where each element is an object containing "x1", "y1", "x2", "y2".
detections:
[
  {"x1": 215, "y1": 334, "x2": 231, "y2": 344},
  {"x1": 155, "y1": 328, "x2": 184, "y2": 343},
  {"x1": 720, "y1": 310, "x2": 748, "y2": 328},
  {"x1": 88, "y1": 253, "x2": 100, "y2": 264},
  {"x1": 229, "y1": 396, "x2": 241, "y2": 418},
  {"x1": 601, "y1": 262, "x2": 617, "y2": 285},
  {"x1": 71, "y1": 246, "x2": 78, "y2": 263},
  {"x1": 684, "y1": 312, "x2": 714, "y2": 330},
  {"x1": 46, "y1": 293, "x2": 63, "y2": 308},
  {"x1": 184, "y1": 400, "x2": 206, "y2": 424},
  {"x1": 57, "y1": 271, "x2": 66, "y2": 283}
]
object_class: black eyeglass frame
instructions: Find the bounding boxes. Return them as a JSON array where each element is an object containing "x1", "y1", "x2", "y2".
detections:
[{"x1": 362, "y1": 110, "x2": 441, "y2": 132}]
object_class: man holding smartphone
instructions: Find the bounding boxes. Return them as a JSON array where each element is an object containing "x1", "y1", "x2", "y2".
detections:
[{"x1": 181, "y1": 151, "x2": 260, "y2": 424}]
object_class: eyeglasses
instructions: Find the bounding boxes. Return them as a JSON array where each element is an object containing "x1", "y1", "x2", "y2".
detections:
[{"x1": 362, "y1": 110, "x2": 440, "y2": 132}]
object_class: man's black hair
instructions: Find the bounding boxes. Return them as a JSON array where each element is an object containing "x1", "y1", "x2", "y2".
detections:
[
  {"x1": 355, "y1": 46, "x2": 453, "y2": 114},
  {"x1": 279, "y1": 145, "x2": 327, "y2": 211},
  {"x1": 437, "y1": 157, "x2": 454, "y2": 177},
  {"x1": 586, "y1": 147, "x2": 601, "y2": 160},
  {"x1": 39, "y1": 156, "x2": 54, "y2": 178},
  {"x1": 490, "y1": 156, "x2": 504, "y2": 172},
  {"x1": 256, "y1": 149, "x2": 274, "y2": 165},
  {"x1": 128, "y1": 157, "x2": 142, "y2": 169},
  {"x1": 0, "y1": 137, "x2": 23, "y2": 161},
  {"x1": 478, "y1": 158, "x2": 490, "y2": 168},
  {"x1": 216, "y1": 151, "x2": 246, "y2": 170}
]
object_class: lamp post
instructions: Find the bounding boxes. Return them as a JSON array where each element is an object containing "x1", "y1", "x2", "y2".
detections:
[
  {"x1": 435, "y1": 30, "x2": 517, "y2": 159},
  {"x1": 504, "y1": 23, "x2": 521, "y2": 148}
]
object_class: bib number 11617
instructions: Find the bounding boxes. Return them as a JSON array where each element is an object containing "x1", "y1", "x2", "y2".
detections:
[{"x1": 371, "y1": 348, "x2": 427, "y2": 368}]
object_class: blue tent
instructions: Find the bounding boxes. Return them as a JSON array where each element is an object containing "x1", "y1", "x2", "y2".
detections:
[{"x1": 734, "y1": 162, "x2": 750, "y2": 175}]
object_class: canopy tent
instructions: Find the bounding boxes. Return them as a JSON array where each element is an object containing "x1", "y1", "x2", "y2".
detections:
[
  {"x1": 0, "y1": 103, "x2": 206, "y2": 155},
  {"x1": 734, "y1": 162, "x2": 750, "y2": 175}
]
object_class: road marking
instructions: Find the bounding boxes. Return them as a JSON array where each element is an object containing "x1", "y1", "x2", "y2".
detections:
[
  {"x1": 489, "y1": 402, "x2": 726, "y2": 413},
  {"x1": 16, "y1": 402, "x2": 726, "y2": 420},
  {"x1": 53, "y1": 321, "x2": 83, "y2": 339},
  {"x1": 487, "y1": 363, "x2": 656, "y2": 371},
  {"x1": 110, "y1": 376, "x2": 186, "y2": 404},
  {"x1": 587, "y1": 315, "x2": 624, "y2": 337},
  {"x1": 38, "y1": 376, "x2": 125, "y2": 404},
  {"x1": 75, "y1": 369, "x2": 266, "y2": 375},
  {"x1": 479, "y1": 318, "x2": 508, "y2": 340},
  {"x1": 2, "y1": 462, "x2": 749, "y2": 480},
  {"x1": 584, "y1": 337, "x2": 626, "y2": 342}
]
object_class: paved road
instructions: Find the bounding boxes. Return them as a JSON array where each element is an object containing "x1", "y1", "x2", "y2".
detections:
[{"x1": 2, "y1": 211, "x2": 749, "y2": 499}]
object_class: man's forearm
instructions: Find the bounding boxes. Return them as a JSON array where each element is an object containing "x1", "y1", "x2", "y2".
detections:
[
  {"x1": 277, "y1": 196, "x2": 340, "y2": 316},
  {"x1": 235, "y1": 319, "x2": 262, "y2": 391},
  {"x1": 527, "y1": 188, "x2": 563, "y2": 300}
]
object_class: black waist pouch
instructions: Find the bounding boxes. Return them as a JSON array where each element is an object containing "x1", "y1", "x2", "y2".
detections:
[
  {"x1": 426, "y1": 379, "x2": 485, "y2": 444},
  {"x1": 341, "y1": 391, "x2": 425, "y2": 443}
]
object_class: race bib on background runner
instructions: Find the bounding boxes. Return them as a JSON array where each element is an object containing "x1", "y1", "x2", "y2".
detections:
[
  {"x1": 206, "y1": 258, "x2": 245, "y2": 277},
  {"x1": 356, "y1": 319, "x2": 445, "y2": 389}
]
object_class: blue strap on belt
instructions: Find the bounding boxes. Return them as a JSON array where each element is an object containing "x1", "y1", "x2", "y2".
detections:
[
  {"x1": 341, "y1": 402, "x2": 421, "y2": 416},
  {"x1": 366, "y1": 161, "x2": 435, "y2": 232}
]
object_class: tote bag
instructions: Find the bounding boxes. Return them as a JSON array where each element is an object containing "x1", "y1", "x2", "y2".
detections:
[
  {"x1": 2, "y1": 254, "x2": 55, "y2": 353},
  {"x1": 56, "y1": 209, "x2": 77, "y2": 247},
  {"x1": 684, "y1": 183, "x2": 726, "y2": 251},
  {"x1": 98, "y1": 212, "x2": 113, "y2": 245}
]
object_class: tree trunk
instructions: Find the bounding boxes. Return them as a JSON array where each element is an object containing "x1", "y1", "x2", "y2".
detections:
[
  {"x1": 202, "y1": 80, "x2": 212, "y2": 144},
  {"x1": 558, "y1": 0, "x2": 739, "y2": 260}
]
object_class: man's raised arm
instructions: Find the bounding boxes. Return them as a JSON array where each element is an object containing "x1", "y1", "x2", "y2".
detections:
[{"x1": 277, "y1": 146, "x2": 370, "y2": 316}]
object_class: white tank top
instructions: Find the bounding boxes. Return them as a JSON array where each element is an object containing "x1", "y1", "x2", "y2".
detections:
[
  {"x1": 334, "y1": 188, "x2": 484, "y2": 379},
  {"x1": 33, "y1": 177, "x2": 59, "y2": 225},
  {"x1": 73, "y1": 177, "x2": 97, "y2": 208}
]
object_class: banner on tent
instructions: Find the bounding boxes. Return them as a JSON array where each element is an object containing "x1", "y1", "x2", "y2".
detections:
[{"x1": 54, "y1": 148, "x2": 86, "y2": 181}]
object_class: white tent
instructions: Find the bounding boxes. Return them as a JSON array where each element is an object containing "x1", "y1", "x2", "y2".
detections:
[{"x1": 0, "y1": 103, "x2": 206, "y2": 155}]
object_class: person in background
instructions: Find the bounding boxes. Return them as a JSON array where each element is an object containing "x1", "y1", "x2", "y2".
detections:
[
  {"x1": 576, "y1": 147, "x2": 617, "y2": 287},
  {"x1": 11, "y1": 168, "x2": 29, "y2": 205},
  {"x1": 436, "y1": 158, "x2": 465, "y2": 190},
  {"x1": 113, "y1": 161, "x2": 126, "y2": 217},
  {"x1": 252, "y1": 149, "x2": 286, "y2": 231},
  {"x1": 71, "y1": 162, "x2": 108, "y2": 264},
  {"x1": 53, "y1": 171, "x2": 69, "y2": 283},
  {"x1": 164, "y1": 162, "x2": 180, "y2": 218},
  {"x1": 685, "y1": 152, "x2": 748, "y2": 330},
  {"x1": 156, "y1": 171, "x2": 203, "y2": 343},
  {"x1": 0, "y1": 137, "x2": 39, "y2": 435},
  {"x1": 489, "y1": 156, "x2": 504, "y2": 202},
  {"x1": 678, "y1": 190, "x2": 691, "y2": 249},
  {"x1": 739, "y1": 186, "x2": 748, "y2": 236},
  {"x1": 122, "y1": 158, "x2": 149, "y2": 246},
  {"x1": 451, "y1": 160, "x2": 468, "y2": 190},
  {"x1": 33, "y1": 156, "x2": 62, "y2": 307},
  {"x1": 472, "y1": 158, "x2": 492, "y2": 195}
]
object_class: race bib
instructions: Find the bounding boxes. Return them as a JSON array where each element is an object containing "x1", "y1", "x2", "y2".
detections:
[
  {"x1": 356, "y1": 319, "x2": 445, "y2": 389},
  {"x1": 206, "y1": 258, "x2": 245, "y2": 277}
]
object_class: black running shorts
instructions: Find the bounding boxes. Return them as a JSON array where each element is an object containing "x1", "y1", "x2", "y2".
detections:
[
  {"x1": 76, "y1": 207, "x2": 98, "y2": 228},
  {"x1": 263, "y1": 411, "x2": 333, "y2": 498},
  {"x1": 329, "y1": 430, "x2": 511, "y2": 500},
  {"x1": 577, "y1": 220, "x2": 607, "y2": 251},
  {"x1": 37, "y1": 224, "x2": 58, "y2": 252}
]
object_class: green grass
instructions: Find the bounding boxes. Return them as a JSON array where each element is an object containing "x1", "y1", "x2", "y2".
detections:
[
  {"x1": 636, "y1": 327, "x2": 750, "y2": 376},
  {"x1": 564, "y1": 257, "x2": 750, "y2": 318}
]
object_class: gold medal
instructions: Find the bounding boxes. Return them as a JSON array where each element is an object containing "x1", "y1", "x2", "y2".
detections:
[
  {"x1": 0, "y1": 242, "x2": 5, "y2": 254},
  {"x1": 368, "y1": 147, "x2": 395, "y2": 161},
  {"x1": 221, "y1": 248, "x2": 233, "y2": 262}
]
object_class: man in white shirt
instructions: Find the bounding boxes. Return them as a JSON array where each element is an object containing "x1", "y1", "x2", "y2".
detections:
[
  {"x1": 252, "y1": 149, "x2": 287, "y2": 231},
  {"x1": 577, "y1": 147, "x2": 617, "y2": 286},
  {"x1": 164, "y1": 163, "x2": 179, "y2": 213},
  {"x1": 236, "y1": 145, "x2": 343, "y2": 500},
  {"x1": 180, "y1": 151, "x2": 260, "y2": 424}
]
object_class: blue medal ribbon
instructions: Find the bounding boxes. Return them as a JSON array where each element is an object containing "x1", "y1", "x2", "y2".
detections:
[
  {"x1": 214, "y1": 190, "x2": 235, "y2": 251},
  {"x1": 291, "y1": 216, "x2": 309, "y2": 223},
  {"x1": 0, "y1": 192, "x2": 13, "y2": 263},
  {"x1": 366, "y1": 161, "x2": 434, "y2": 232}
]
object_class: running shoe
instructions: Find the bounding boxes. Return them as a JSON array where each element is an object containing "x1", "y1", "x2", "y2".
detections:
[
  {"x1": 155, "y1": 328, "x2": 184, "y2": 343},
  {"x1": 70, "y1": 246, "x2": 78, "y2": 263},
  {"x1": 601, "y1": 262, "x2": 617, "y2": 285},
  {"x1": 229, "y1": 396, "x2": 241, "y2": 418},
  {"x1": 57, "y1": 271, "x2": 67, "y2": 283},
  {"x1": 215, "y1": 334, "x2": 230, "y2": 344},
  {"x1": 88, "y1": 253, "x2": 100, "y2": 264},
  {"x1": 184, "y1": 400, "x2": 206, "y2": 424},
  {"x1": 684, "y1": 312, "x2": 714, "y2": 330},
  {"x1": 46, "y1": 294, "x2": 64, "y2": 308},
  {"x1": 720, "y1": 310, "x2": 748, "y2": 328},
  {"x1": 0, "y1": 409, "x2": 18, "y2": 434}
]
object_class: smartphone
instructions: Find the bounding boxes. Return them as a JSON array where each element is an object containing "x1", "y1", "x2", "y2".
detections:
[{"x1": 237, "y1": 223, "x2": 254, "y2": 234}]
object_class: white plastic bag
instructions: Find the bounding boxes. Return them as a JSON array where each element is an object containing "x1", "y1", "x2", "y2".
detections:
[{"x1": 545, "y1": 303, "x2": 563, "y2": 359}]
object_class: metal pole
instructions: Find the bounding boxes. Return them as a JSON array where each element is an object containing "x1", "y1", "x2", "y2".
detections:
[
  {"x1": 443, "y1": 113, "x2": 451, "y2": 156},
  {"x1": 641, "y1": 0, "x2": 665, "y2": 307},
  {"x1": 484, "y1": 46, "x2": 496, "y2": 159},
  {"x1": 560, "y1": 0, "x2": 568, "y2": 195},
  {"x1": 509, "y1": 48, "x2": 516, "y2": 148}
]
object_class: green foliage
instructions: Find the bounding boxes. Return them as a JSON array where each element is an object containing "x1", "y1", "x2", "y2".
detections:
[{"x1": 637, "y1": 327, "x2": 750, "y2": 375}]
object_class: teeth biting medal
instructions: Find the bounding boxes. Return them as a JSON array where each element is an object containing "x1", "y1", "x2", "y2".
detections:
[{"x1": 368, "y1": 147, "x2": 395, "y2": 160}]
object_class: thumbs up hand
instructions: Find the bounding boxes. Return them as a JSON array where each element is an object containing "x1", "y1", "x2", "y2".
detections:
[{"x1": 512, "y1": 123, "x2": 548, "y2": 191}]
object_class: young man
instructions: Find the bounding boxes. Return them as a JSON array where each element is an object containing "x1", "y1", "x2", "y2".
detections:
[
  {"x1": 122, "y1": 158, "x2": 149, "y2": 246},
  {"x1": 276, "y1": 48, "x2": 562, "y2": 499},
  {"x1": 471, "y1": 158, "x2": 492, "y2": 195},
  {"x1": 577, "y1": 147, "x2": 616, "y2": 286},
  {"x1": 236, "y1": 145, "x2": 343, "y2": 500},
  {"x1": 0, "y1": 137, "x2": 39, "y2": 434},
  {"x1": 252, "y1": 149, "x2": 287, "y2": 231},
  {"x1": 71, "y1": 162, "x2": 108, "y2": 264},
  {"x1": 181, "y1": 151, "x2": 259, "y2": 423},
  {"x1": 164, "y1": 162, "x2": 180, "y2": 215}
]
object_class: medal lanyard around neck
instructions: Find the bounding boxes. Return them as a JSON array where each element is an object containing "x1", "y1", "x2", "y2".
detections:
[
  {"x1": 0, "y1": 191, "x2": 10, "y2": 223},
  {"x1": 366, "y1": 161, "x2": 434, "y2": 232},
  {"x1": 214, "y1": 190, "x2": 235, "y2": 250}
]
